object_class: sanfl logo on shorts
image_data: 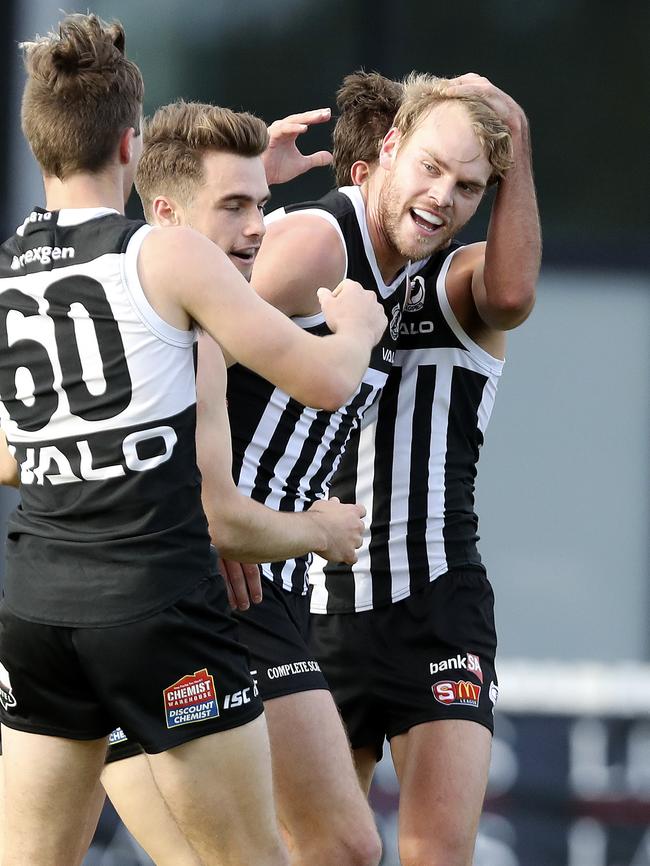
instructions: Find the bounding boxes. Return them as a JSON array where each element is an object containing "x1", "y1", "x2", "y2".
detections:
[{"x1": 0, "y1": 661, "x2": 17, "y2": 711}]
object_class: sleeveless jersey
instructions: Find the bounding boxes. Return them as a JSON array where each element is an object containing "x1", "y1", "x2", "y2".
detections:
[
  {"x1": 0, "y1": 207, "x2": 210, "y2": 626},
  {"x1": 310, "y1": 243, "x2": 504, "y2": 613},
  {"x1": 227, "y1": 186, "x2": 408, "y2": 594}
]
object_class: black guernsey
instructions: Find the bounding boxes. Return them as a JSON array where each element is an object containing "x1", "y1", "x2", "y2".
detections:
[
  {"x1": 0, "y1": 208, "x2": 211, "y2": 627},
  {"x1": 227, "y1": 186, "x2": 408, "y2": 595}
]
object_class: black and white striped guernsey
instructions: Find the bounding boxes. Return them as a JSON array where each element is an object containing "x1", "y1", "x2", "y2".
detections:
[
  {"x1": 310, "y1": 243, "x2": 504, "y2": 614},
  {"x1": 227, "y1": 186, "x2": 408, "y2": 595},
  {"x1": 0, "y1": 207, "x2": 210, "y2": 627}
]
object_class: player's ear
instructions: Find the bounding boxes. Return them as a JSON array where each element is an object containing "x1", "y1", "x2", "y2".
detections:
[
  {"x1": 350, "y1": 160, "x2": 370, "y2": 186},
  {"x1": 118, "y1": 127, "x2": 136, "y2": 166},
  {"x1": 151, "y1": 195, "x2": 183, "y2": 227},
  {"x1": 379, "y1": 127, "x2": 400, "y2": 171}
]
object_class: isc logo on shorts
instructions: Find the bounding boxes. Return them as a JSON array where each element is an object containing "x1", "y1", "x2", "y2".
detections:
[
  {"x1": 163, "y1": 668, "x2": 219, "y2": 729},
  {"x1": 432, "y1": 680, "x2": 481, "y2": 708}
]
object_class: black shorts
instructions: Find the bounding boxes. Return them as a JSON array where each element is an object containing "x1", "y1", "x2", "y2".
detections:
[
  {"x1": 0, "y1": 574, "x2": 263, "y2": 754},
  {"x1": 309, "y1": 569, "x2": 498, "y2": 762},
  {"x1": 233, "y1": 580, "x2": 329, "y2": 701}
]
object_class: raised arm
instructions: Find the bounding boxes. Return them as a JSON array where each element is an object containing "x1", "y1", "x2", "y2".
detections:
[
  {"x1": 138, "y1": 226, "x2": 385, "y2": 411},
  {"x1": 445, "y1": 74, "x2": 541, "y2": 330}
]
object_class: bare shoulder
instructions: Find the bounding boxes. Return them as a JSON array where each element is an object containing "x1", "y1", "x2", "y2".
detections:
[
  {"x1": 139, "y1": 225, "x2": 231, "y2": 274},
  {"x1": 446, "y1": 241, "x2": 505, "y2": 358},
  {"x1": 447, "y1": 242, "x2": 486, "y2": 285},
  {"x1": 137, "y1": 226, "x2": 234, "y2": 330},
  {"x1": 253, "y1": 212, "x2": 347, "y2": 317}
]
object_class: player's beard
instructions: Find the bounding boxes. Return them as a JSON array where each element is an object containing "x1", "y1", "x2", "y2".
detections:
[{"x1": 378, "y1": 176, "x2": 453, "y2": 263}]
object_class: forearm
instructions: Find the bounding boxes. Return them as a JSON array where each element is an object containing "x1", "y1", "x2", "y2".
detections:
[
  {"x1": 204, "y1": 494, "x2": 327, "y2": 563},
  {"x1": 281, "y1": 327, "x2": 375, "y2": 411},
  {"x1": 482, "y1": 118, "x2": 541, "y2": 324}
]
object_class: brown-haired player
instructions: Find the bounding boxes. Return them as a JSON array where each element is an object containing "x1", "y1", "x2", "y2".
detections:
[
  {"x1": 0, "y1": 15, "x2": 386, "y2": 866},
  {"x1": 97, "y1": 99, "x2": 381, "y2": 866},
  {"x1": 332, "y1": 71, "x2": 404, "y2": 189},
  {"x1": 306, "y1": 71, "x2": 541, "y2": 866}
]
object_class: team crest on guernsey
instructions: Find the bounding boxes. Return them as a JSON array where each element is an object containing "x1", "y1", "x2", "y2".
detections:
[
  {"x1": 405, "y1": 275, "x2": 426, "y2": 312},
  {"x1": 389, "y1": 302, "x2": 402, "y2": 341},
  {"x1": 163, "y1": 668, "x2": 219, "y2": 729}
]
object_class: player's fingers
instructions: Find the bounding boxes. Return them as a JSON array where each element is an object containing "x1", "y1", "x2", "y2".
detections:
[
  {"x1": 303, "y1": 150, "x2": 333, "y2": 169},
  {"x1": 281, "y1": 107, "x2": 331, "y2": 126},
  {"x1": 354, "y1": 503, "x2": 367, "y2": 519},
  {"x1": 269, "y1": 122, "x2": 308, "y2": 140},
  {"x1": 223, "y1": 573, "x2": 237, "y2": 610},
  {"x1": 222, "y1": 559, "x2": 251, "y2": 610},
  {"x1": 242, "y1": 562, "x2": 263, "y2": 604},
  {"x1": 447, "y1": 72, "x2": 485, "y2": 85}
]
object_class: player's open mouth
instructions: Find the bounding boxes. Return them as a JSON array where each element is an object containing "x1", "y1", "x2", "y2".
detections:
[
  {"x1": 230, "y1": 247, "x2": 260, "y2": 263},
  {"x1": 410, "y1": 208, "x2": 445, "y2": 235}
]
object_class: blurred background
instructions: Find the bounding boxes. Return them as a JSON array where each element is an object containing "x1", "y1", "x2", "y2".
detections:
[{"x1": 1, "y1": 1, "x2": 648, "y2": 863}]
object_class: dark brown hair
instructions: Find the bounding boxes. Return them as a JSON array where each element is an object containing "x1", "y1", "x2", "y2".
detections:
[{"x1": 332, "y1": 71, "x2": 404, "y2": 187}]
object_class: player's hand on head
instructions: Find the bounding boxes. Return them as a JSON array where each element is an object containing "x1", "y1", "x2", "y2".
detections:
[
  {"x1": 317, "y1": 279, "x2": 387, "y2": 345},
  {"x1": 218, "y1": 557, "x2": 262, "y2": 611},
  {"x1": 306, "y1": 497, "x2": 366, "y2": 564},
  {"x1": 441, "y1": 72, "x2": 526, "y2": 133},
  {"x1": 263, "y1": 108, "x2": 333, "y2": 185}
]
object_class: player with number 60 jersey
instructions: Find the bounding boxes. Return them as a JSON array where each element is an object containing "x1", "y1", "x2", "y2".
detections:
[{"x1": 0, "y1": 208, "x2": 207, "y2": 627}]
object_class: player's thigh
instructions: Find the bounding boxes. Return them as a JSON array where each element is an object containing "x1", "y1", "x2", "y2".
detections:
[
  {"x1": 265, "y1": 689, "x2": 375, "y2": 835},
  {"x1": 148, "y1": 713, "x2": 281, "y2": 848},
  {"x1": 2, "y1": 726, "x2": 107, "y2": 864},
  {"x1": 102, "y1": 753, "x2": 201, "y2": 866},
  {"x1": 353, "y1": 745, "x2": 378, "y2": 796},
  {"x1": 391, "y1": 719, "x2": 491, "y2": 864}
]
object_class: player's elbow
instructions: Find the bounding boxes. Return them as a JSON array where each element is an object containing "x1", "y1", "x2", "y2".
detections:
[
  {"x1": 299, "y1": 369, "x2": 361, "y2": 412},
  {"x1": 486, "y1": 283, "x2": 536, "y2": 330},
  {"x1": 205, "y1": 495, "x2": 259, "y2": 561}
]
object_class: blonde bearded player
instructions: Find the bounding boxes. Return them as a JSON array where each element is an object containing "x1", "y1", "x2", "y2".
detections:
[{"x1": 308, "y1": 70, "x2": 540, "y2": 866}]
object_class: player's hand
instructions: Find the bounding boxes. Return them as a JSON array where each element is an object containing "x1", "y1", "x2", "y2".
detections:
[
  {"x1": 317, "y1": 279, "x2": 387, "y2": 346},
  {"x1": 306, "y1": 497, "x2": 366, "y2": 564},
  {"x1": 262, "y1": 108, "x2": 333, "y2": 185},
  {"x1": 218, "y1": 557, "x2": 262, "y2": 611},
  {"x1": 441, "y1": 73, "x2": 527, "y2": 135}
]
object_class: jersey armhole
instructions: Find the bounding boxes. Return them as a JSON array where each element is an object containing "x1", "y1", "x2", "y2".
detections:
[
  {"x1": 437, "y1": 248, "x2": 505, "y2": 377},
  {"x1": 122, "y1": 225, "x2": 196, "y2": 348}
]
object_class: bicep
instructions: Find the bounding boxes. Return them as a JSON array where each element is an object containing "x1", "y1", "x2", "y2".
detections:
[{"x1": 252, "y1": 214, "x2": 346, "y2": 316}]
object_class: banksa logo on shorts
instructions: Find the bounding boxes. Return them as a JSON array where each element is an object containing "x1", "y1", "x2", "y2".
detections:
[{"x1": 163, "y1": 668, "x2": 219, "y2": 728}]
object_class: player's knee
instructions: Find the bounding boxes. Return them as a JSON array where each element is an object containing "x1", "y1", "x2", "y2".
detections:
[
  {"x1": 298, "y1": 822, "x2": 381, "y2": 866},
  {"x1": 400, "y1": 831, "x2": 474, "y2": 866},
  {"x1": 336, "y1": 823, "x2": 382, "y2": 866}
]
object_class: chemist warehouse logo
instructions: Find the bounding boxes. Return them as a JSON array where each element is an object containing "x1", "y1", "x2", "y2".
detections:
[{"x1": 163, "y1": 668, "x2": 219, "y2": 729}]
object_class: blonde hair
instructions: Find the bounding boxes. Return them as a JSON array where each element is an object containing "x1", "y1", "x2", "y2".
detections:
[
  {"x1": 135, "y1": 100, "x2": 269, "y2": 221},
  {"x1": 394, "y1": 73, "x2": 514, "y2": 183},
  {"x1": 21, "y1": 13, "x2": 143, "y2": 179}
]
